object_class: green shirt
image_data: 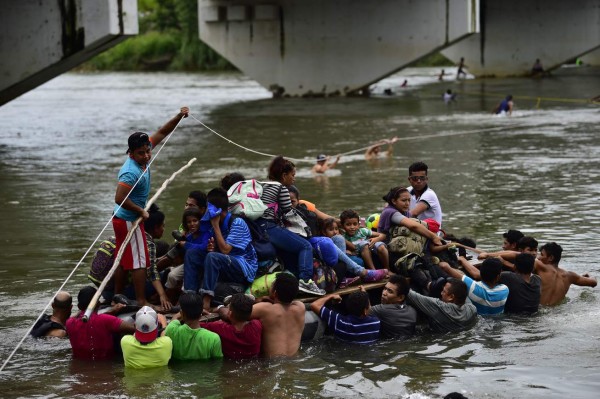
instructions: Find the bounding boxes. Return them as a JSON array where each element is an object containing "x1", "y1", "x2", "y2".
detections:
[
  {"x1": 121, "y1": 335, "x2": 172, "y2": 369},
  {"x1": 165, "y1": 320, "x2": 223, "y2": 360}
]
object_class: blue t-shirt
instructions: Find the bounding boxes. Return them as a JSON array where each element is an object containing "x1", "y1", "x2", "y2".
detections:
[
  {"x1": 319, "y1": 307, "x2": 380, "y2": 344},
  {"x1": 114, "y1": 157, "x2": 150, "y2": 221},
  {"x1": 462, "y1": 275, "x2": 509, "y2": 315},
  {"x1": 224, "y1": 216, "x2": 258, "y2": 282}
]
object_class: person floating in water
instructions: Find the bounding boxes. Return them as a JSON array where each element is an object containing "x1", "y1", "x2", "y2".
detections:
[
  {"x1": 493, "y1": 95, "x2": 514, "y2": 116},
  {"x1": 443, "y1": 89, "x2": 457, "y2": 104}
]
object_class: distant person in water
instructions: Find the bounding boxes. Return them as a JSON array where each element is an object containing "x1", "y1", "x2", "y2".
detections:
[
  {"x1": 443, "y1": 89, "x2": 457, "y2": 104},
  {"x1": 456, "y1": 57, "x2": 467, "y2": 79},
  {"x1": 531, "y1": 59, "x2": 544, "y2": 76},
  {"x1": 493, "y1": 95, "x2": 513, "y2": 116},
  {"x1": 312, "y1": 154, "x2": 340, "y2": 174},
  {"x1": 401, "y1": 79, "x2": 408, "y2": 87},
  {"x1": 365, "y1": 137, "x2": 399, "y2": 160},
  {"x1": 438, "y1": 69, "x2": 446, "y2": 81}
]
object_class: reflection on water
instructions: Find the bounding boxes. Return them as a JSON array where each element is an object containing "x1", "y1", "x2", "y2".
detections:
[{"x1": 1, "y1": 68, "x2": 599, "y2": 398}]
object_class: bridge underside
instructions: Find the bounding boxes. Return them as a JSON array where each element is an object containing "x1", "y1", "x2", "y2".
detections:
[
  {"x1": 198, "y1": 0, "x2": 479, "y2": 96},
  {"x1": 0, "y1": 0, "x2": 138, "y2": 106},
  {"x1": 442, "y1": 0, "x2": 600, "y2": 76}
]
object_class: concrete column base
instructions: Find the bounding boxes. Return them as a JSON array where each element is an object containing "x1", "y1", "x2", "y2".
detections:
[{"x1": 199, "y1": 0, "x2": 479, "y2": 96}]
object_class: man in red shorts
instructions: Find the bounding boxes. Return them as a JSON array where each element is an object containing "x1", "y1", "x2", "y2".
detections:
[{"x1": 112, "y1": 107, "x2": 188, "y2": 307}]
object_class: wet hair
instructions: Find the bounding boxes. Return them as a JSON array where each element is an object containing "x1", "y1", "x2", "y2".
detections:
[
  {"x1": 339, "y1": 209, "x2": 360, "y2": 225},
  {"x1": 346, "y1": 291, "x2": 370, "y2": 317},
  {"x1": 144, "y1": 208, "x2": 165, "y2": 233},
  {"x1": 382, "y1": 186, "x2": 409, "y2": 203},
  {"x1": 287, "y1": 185, "x2": 300, "y2": 198},
  {"x1": 480, "y1": 258, "x2": 503, "y2": 284},
  {"x1": 388, "y1": 275, "x2": 410, "y2": 297},
  {"x1": 220, "y1": 173, "x2": 245, "y2": 191},
  {"x1": 179, "y1": 292, "x2": 204, "y2": 320},
  {"x1": 506, "y1": 95, "x2": 513, "y2": 101},
  {"x1": 181, "y1": 208, "x2": 203, "y2": 229},
  {"x1": 272, "y1": 273, "x2": 299, "y2": 304},
  {"x1": 517, "y1": 236, "x2": 538, "y2": 251},
  {"x1": 445, "y1": 278, "x2": 468, "y2": 305},
  {"x1": 229, "y1": 293, "x2": 254, "y2": 321},
  {"x1": 53, "y1": 292, "x2": 72, "y2": 310},
  {"x1": 188, "y1": 191, "x2": 207, "y2": 209},
  {"x1": 540, "y1": 242, "x2": 562, "y2": 264},
  {"x1": 77, "y1": 286, "x2": 97, "y2": 311},
  {"x1": 515, "y1": 253, "x2": 536, "y2": 274},
  {"x1": 503, "y1": 229, "x2": 524, "y2": 245},
  {"x1": 207, "y1": 188, "x2": 228, "y2": 212},
  {"x1": 318, "y1": 218, "x2": 337, "y2": 236},
  {"x1": 408, "y1": 161, "x2": 428, "y2": 175},
  {"x1": 268, "y1": 156, "x2": 295, "y2": 182}
]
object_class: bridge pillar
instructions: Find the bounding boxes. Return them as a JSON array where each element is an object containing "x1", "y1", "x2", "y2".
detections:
[
  {"x1": 198, "y1": 0, "x2": 479, "y2": 96},
  {"x1": 581, "y1": 47, "x2": 600, "y2": 66},
  {"x1": 441, "y1": 0, "x2": 600, "y2": 77},
  {"x1": 0, "y1": 0, "x2": 138, "y2": 106}
]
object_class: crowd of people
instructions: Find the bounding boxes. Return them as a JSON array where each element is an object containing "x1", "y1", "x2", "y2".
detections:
[{"x1": 30, "y1": 107, "x2": 597, "y2": 370}]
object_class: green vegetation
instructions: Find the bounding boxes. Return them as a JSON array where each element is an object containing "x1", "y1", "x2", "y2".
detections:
[{"x1": 81, "y1": 0, "x2": 234, "y2": 71}]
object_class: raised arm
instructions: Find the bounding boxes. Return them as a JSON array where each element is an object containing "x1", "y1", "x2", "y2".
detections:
[{"x1": 150, "y1": 107, "x2": 189, "y2": 147}]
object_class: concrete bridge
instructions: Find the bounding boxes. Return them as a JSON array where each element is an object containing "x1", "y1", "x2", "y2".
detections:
[
  {"x1": 1, "y1": 0, "x2": 599, "y2": 104},
  {"x1": 0, "y1": 0, "x2": 138, "y2": 107}
]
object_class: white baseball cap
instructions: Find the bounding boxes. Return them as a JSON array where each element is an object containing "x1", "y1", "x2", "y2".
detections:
[{"x1": 134, "y1": 306, "x2": 158, "y2": 343}]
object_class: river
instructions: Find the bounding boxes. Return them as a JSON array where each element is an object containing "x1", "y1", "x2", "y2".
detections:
[{"x1": 0, "y1": 67, "x2": 599, "y2": 398}]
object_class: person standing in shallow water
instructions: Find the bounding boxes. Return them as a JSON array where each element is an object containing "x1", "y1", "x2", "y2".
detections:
[{"x1": 112, "y1": 107, "x2": 189, "y2": 308}]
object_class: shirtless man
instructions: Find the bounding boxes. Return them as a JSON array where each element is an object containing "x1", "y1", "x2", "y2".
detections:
[
  {"x1": 31, "y1": 291, "x2": 72, "y2": 338},
  {"x1": 250, "y1": 273, "x2": 305, "y2": 357},
  {"x1": 365, "y1": 137, "x2": 399, "y2": 161},
  {"x1": 478, "y1": 242, "x2": 597, "y2": 305},
  {"x1": 312, "y1": 154, "x2": 340, "y2": 174},
  {"x1": 535, "y1": 242, "x2": 596, "y2": 306}
]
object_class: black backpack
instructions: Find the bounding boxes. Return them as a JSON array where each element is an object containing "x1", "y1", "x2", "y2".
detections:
[
  {"x1": 229, "y1": 215, "x2": 277, "y2": 262},
  {"x1": 295, "y1": 203, "x2": 319, "y2": 237}
]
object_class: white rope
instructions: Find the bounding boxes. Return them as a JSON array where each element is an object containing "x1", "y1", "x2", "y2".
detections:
[
  {"x1": 0, "y1": 113, "x2": 186, "y2": 374},
  {"x1": 189, "y1": 113, "x2": 314, "y2": 164},
  {"x1": 189, "y1": 112, "x2": 518, "y2": 161}
]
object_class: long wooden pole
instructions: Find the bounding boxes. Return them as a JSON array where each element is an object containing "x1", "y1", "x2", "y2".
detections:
[{"x1": 82, "y1": 158, "x2": 197, "y2": 321}]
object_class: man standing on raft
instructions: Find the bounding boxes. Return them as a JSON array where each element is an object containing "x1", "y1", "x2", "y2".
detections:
[{"x1": 112, "y1": 107, "x2": 189, "y2": 308}]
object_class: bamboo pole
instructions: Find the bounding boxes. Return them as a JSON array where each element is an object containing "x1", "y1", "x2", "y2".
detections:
[{"x1": 82, "y1": 158, "x2": 197, "y2": 321}]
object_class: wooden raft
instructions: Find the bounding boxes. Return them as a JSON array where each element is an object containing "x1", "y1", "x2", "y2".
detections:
[{"x1": 298, "y1": 279, "x2": 388, "y2": 303}]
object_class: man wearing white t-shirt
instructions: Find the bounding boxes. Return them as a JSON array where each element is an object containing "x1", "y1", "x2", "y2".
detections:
[{"x1": 407, "y1": 162, "x2": 443, "y2": 228}]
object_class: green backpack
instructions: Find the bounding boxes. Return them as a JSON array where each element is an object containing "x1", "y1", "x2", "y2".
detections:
[
  {"x1": 387, "y1": 218, "x2": 429, "y2": 257},
  {"x1": 247, "y1": 271, "x2": 282, "y2": 298}
]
